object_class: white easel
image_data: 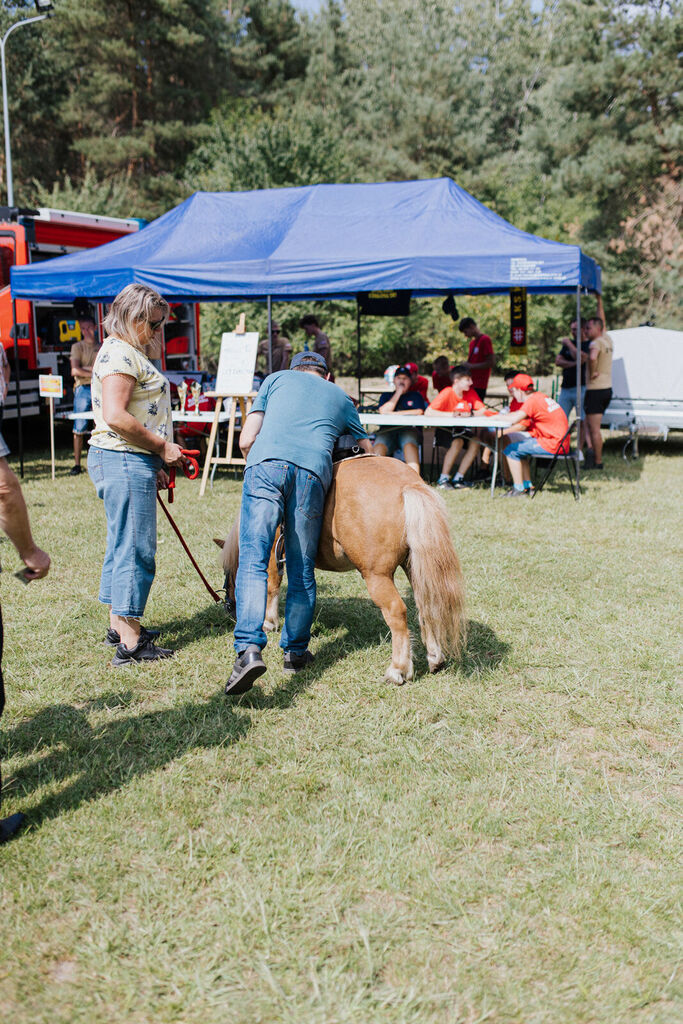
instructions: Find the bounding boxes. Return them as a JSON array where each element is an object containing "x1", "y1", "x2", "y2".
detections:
[{"x1": 199, "y1": 315, "x2": 258, "y2": 497}]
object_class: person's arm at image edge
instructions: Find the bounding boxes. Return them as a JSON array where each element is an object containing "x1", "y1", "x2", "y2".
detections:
[{"x1": 0, "y1": 459, "x2": 50, "y2": 578}]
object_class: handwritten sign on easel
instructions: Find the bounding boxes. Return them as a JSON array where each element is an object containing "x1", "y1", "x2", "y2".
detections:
[
  {"x1": 199, "y1": 322, "x2": 259, "y2": 496},
  {"x1": 215, "y1": 332, "x2": 259, "y2": 396}
]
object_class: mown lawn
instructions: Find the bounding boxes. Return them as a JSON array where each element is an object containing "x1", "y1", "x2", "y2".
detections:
[{"x1": 1, "y1": 438, "x2": 681, "y2": 1024}]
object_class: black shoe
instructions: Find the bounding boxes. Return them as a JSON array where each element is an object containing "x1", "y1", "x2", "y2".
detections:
[
  {"x1": 452, "y1": 478, "x2": 473, "y2": 489},
  {"x1": 111, "y1": 635, "x2": 175, "y2": 667},
  {"x1": 105, "y1": 625, "x2": 161, "y2": 647},
  {"x1": 69, "y1": 465, "x2": 82, "y2": 476},
  {"x1": 0, "y1": 812, "x2": 26, "y2": 843},
  {"x1": 502, "y1": 487, "x2": 530, "y2": 498},
  {"x1": 283, "y1": 650, "x2": 315, "y2": 674},
  {"x1": 225, "y1": 645, "x2": 266, "y2": 695}
]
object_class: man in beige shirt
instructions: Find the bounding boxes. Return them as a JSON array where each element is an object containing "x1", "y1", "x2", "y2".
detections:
[
  {"x1": 69, "y1": 315, "x2": 99, "y2": 476},
  {"x1": 584, "y1": 296, "x2": 613, "y2": 470},
  {"x1": 257, "y1": 322, "x2": 292, "y2": 375}
]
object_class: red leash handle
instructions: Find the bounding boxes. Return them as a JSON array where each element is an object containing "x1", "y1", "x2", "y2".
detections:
[{"x1": 167, "y1": 449, "x2": 201, "y2": 503}]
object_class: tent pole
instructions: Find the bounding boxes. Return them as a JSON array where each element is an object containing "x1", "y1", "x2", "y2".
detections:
[
  {"x1": 575, "y1": 285, "x2": 581, "y2": 496},
  {"x1": 356, "y1": 301, "x2": 361, "y2": 403},
  {"x1": 266, "y1": 296, "x2": 273, "y2": 375}
]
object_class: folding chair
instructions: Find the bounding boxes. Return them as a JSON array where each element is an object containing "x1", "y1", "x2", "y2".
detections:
[{"x1": 530, "y1": 423, "x2": 582, "y2": 500}]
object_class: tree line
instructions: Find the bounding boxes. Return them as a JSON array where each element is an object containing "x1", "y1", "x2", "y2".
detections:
[{"x1": 2, "y1": 0, "x2": 680, "y2": 372}]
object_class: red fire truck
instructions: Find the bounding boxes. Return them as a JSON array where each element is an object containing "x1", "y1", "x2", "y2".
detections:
[{"x1": 0, "y1": 206, "x2": 201, "y2": 419}]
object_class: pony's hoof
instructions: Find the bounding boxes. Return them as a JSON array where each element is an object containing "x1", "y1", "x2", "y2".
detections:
[
  {"x1": 385, "y1": 666, "x2": 406, "y2": 686},
  {"x1": 428, "y1": 659, "x2": 445, "y2": 673}
]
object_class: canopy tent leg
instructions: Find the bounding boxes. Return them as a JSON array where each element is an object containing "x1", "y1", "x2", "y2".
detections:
[
  {"x1": 356, "y1": 302, "x2": 361, "y2": 403},
  {"x1": 575, "y1": 285, "x2": 581, "y2": 496},
  {"x1": 266, "y1": 295, "x2": 273, "y2": 376}
]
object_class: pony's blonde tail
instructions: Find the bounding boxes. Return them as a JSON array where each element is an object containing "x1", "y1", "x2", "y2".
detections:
[
  {"x1": 221, "y1": 513, "x2": 240, "y2": 578},
  {"x1": 403, "y1": 485, "x2": 466, "y2": 662}
]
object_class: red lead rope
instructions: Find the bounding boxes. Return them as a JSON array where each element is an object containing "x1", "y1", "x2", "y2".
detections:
[{"x1": 156, "y1": 449, "x2": 222, "y2": 604}]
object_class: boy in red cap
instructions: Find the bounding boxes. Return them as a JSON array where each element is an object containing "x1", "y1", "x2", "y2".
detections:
[
  {"x1": 405, "y1": 362, "x2": 429, "y2": 402},
  {"x1": 496, "y1": 374, "x2": 569, "y2": 497}
]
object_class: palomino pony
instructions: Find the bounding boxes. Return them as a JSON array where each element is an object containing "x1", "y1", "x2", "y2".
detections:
[{"x1": 219, "y1": 455, "x2": 465, "y2": 684}]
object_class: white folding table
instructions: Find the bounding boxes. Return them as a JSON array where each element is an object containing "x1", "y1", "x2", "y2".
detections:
[{"x1": 359, "y1": 413, "x2": 510, "y2": 497}]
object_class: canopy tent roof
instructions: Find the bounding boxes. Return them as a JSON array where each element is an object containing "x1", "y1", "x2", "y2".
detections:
[{"x1": 11, "y1": 177, "x2": 601, "y2": 302}]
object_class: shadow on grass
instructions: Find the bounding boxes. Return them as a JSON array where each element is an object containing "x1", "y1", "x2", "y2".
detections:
[
  {"x1": 240, "y1": 595, "x2": 511, "y2": 711},
  {"x1": 155, "y1": 601, "x2": 233, "y2": 652},
  {"x1": 1, "y1": 691, "x2": 251, "y2": 830},
  {"x1": 1, "y1": 605, "x2": 509, "y2": 832}
]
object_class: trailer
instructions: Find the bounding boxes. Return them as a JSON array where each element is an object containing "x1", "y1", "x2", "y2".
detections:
[{"x1": 0, "y1": 206, "x2": 201, "y2": 419}]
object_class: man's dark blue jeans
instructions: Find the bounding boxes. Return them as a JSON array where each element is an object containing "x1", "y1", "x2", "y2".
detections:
[{"x1": 234, "y1": 460, "x2": 325, "y2": 656}]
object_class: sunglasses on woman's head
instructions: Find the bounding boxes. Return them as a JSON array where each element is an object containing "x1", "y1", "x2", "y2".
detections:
[{"x1": 148, "y1": 318, "x2": 165, "y2": 330}]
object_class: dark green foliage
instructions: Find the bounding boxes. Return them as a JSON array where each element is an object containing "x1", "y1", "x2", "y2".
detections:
[{"x1": 0, "y1": 0, "x2": 677, "y2": 370}]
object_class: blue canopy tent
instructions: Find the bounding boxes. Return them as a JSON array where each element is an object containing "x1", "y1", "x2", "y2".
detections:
[
  {"x1": 11, "y1": 177, "x2": 600, "y2": 300},
  {"x1": 10, "y1": 177, "x2": 600, "y2": 486}
]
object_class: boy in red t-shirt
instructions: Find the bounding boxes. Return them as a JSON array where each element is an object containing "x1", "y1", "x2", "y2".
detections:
[
  {"x1": 427, "y1": 365, "x2": 487, "y2": 489},
  {"x1": 497, "y1": 374, "x2": 569, "y2": 497},
  {"x1": 405, "y1": 362, "x2": 429, "y2": 402},
  {"x1": 431, "y1": 355, "x2": 453, "y2": 393}
]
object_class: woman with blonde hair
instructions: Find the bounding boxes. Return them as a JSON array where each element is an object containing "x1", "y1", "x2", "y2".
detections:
[{"x1": 88, "y1": 283, "x2": 186, "y2": 665}]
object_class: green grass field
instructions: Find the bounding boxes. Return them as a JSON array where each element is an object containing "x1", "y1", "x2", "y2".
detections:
[{"x1": 1, "y1": 438, "x2": 681, "y2": 1024}]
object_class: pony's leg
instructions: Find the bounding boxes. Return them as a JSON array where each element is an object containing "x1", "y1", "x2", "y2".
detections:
[
  {"x1": 264, "y1": 537, "x2": 282, "y2": 631},
  {"x1": 403, "y1": 564, "x2": 444, "y2": 673},
  {"x1": 363, "y1": 572, "x2": 413, "y2": 684}
]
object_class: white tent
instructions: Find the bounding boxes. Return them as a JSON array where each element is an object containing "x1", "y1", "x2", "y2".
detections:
[
  {"x1": 609, "y1": 327, "x2": 683, "y2": 401},
  {"x1": 603, "y1": 327, "x2": 683, "y2": 452}
]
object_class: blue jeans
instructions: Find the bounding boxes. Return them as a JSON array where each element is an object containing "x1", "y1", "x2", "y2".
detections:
[
  {"x1": 504, "y1": 437, "x2": 552, "y2": 460},
  {"x1": 88, "y1": 447, "x2": 161, "y2": 618},
  {"x1": 558, "y1": 385, "x2": 586, "y2": 421},
  {"x1": 235, "y1": 460, "x2": 325, "y2": 655},
  {"x1": 73, "y1": 384, "x2": 92, "y2": 435}
]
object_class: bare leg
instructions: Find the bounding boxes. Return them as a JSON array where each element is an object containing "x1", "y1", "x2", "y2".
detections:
[
  {"x1": 586, "y1": 413, "x2": 603, "y2": 463},
  {"x1": 363, "y1": 572, "x2": 413, "y2": 684},
  {"x1": 402, "y1": 441, "x2": 421, "y2": 474},
  {"x1": 110, "y1": 613, "x2": 141, "y2": 648},
  {"x1": 441, "y1": 438, "x2": 463, "y2": 477},
  {"x1": 73, "y1": 432, "x2": 84, "y2": 467},
  {"x1": 508, "y1": 458, "x2": 524, "y2": 487},
  {"x1": 457, "y1": 439, "x2": 480, "y2": 478},
  {"x1": 373, "y1": 442, "x2": 389, "y2": 457}
]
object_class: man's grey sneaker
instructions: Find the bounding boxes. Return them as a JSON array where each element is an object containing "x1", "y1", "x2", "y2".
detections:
[
  {"x1": 69, "y1": 465, "x2": 82, "y2": 476},
  {"x1": 283, "y1": 650, "x2": 315, "y2": 674},
  {"x1": 502, "y1": 487, "x2": 530, "y2": 498},
  {"x1": 111, "y1": 635, "x2": 175, "y2": 666},
  {"x1": 452, "y1": 478, "x2": 473, "y2": 489},
  {"x1": 105, "y1": 625, "x2": 161, "y2": 647},
  {"x1": 436, "y1": 478, "x2": 454, "y2": 490},
  {"x1": 225, "y1": 645, "x2": 266, "y2": 696}
]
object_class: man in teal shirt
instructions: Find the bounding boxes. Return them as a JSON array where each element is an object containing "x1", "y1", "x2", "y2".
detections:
[{"x1": 226, "y1": 351, "x2": 372, "y2": 695}]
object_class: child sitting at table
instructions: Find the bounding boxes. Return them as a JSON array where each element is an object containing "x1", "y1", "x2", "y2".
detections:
[
  {"x1": 372, "y1": 365, "x2": 428, "y2": 473},
  {"x1": 427, "y1": 365, "x2": 487, "y2": 489}
]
